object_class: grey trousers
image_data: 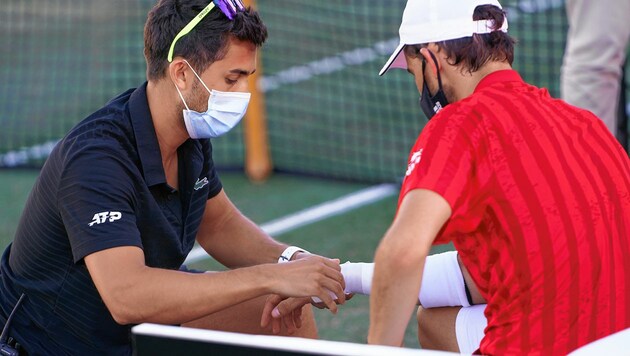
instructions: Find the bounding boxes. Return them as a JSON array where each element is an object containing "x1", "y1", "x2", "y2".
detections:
[{"x1": 560, "y1": 0, "x2": 630, "y2": 138}]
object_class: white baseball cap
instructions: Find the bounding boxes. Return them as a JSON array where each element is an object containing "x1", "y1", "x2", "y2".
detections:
[{"x1": 379, "y1": 0, "x2": 508, "y2": 76}]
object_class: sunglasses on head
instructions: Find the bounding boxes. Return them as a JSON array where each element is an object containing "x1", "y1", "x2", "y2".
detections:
[{"x1": 167, "y1": 0, "x2": 246, "y2": 62}]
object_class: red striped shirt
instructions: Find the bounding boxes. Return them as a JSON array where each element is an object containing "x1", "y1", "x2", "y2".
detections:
[{"x1": 399, "y1": 70, "x2": 630, "y2": 355}]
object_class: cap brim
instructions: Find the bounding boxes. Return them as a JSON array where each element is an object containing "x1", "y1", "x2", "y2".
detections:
[{"x1": 379, "y1": 43, "x2": 407, "y2": 76}]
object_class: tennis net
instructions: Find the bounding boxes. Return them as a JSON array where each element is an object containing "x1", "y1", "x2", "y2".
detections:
[{"x1": 2, "y1": 0, "x2": 621, "y2": 181}]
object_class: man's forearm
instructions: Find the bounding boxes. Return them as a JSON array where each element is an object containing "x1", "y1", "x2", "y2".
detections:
[
  {"x1": 196, "y1": 191, "x2": 289, "y2": 268},
  {"x1": 97, "y1": 262, "x2": 275, "y2": 325},
  {"x1": 368, "y1": 189, "x2": 451, "y2": 346},
  {"x1": 87, "y1": 245, "x2": 346, "y2": 327},
  {"x1": 368, "y1": 244, "x2": 429, "y2": 346},
  {"x1": 198, "y1": 210, "x2": 287, "y2": 268}
]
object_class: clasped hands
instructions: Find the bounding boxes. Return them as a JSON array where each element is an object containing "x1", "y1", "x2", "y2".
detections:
[{"x1": 260, "y1": 253, "x2": 353, "y2": 335}]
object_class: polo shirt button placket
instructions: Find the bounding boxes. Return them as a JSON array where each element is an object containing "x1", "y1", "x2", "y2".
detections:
[{"x1": 166, "y1": 188, "x2": 175, "y2": 201}]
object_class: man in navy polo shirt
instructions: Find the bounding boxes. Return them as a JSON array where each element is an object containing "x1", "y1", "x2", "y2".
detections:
[{"x1": 0, "y1": 1, "x2": 346, "y2": 354}]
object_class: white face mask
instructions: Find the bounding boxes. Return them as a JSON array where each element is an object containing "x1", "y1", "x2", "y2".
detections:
[{"x1": 174, "y1": 60, "x2": 251, "y2": 139}]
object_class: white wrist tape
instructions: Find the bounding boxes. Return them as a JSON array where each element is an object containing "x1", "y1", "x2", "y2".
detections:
[
  {"x1": 419, "y1": 251, "x2": 471, "y2": 308},
  {"x1": 310, "y1": 262, "x2": 373, "y2": 303},
  {"x1": 310, "y1": 252, "x2": 469, "y2": 308},
  {"x1": 341, "y1": 262, "x2": 373, "y2": 295}
]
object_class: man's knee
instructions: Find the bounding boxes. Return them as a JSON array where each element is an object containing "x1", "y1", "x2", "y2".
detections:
[
  {"x1": 417, "y1": 306, "x2": 432, "y2": 347},
  {"x1": 417, "y1": 305, "x2": 488, "y2": 353},
  {"x1": 294, "y1": 303, "x2": 318, "y2": 338},
  {"x1": 416, "y1": 306, "x2": 461, "y2": 352}
]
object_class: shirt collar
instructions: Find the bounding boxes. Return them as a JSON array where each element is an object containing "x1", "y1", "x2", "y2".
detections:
[
  {"x1": 129, "y1": 82, "x2": 167, "y2": 187},
  {"x1": 474, "y1": 69, "x2": 524, "y2": 93}
]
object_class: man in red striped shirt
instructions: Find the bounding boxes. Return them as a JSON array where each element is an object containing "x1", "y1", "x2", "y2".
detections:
[{"x1": 368, "y1": 0, "x2": 630, "y2": 354}]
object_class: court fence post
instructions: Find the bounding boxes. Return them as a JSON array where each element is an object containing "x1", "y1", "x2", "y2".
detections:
[{"x1": 243, "y1": 0, "x2": 273, "y2": 182}]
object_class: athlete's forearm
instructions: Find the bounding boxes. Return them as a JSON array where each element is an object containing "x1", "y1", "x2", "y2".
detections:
[
  {"x1": 368, "y1": 239, "x2": 429, "y2": 346},
  {"x1": 367, "y1": 189, "x2": 450, "y2": 346},
  {"x1": 86, "y1": 246, "x2": 345, "y2": 325},
  {"x1": 103, "y1": 263, "x2": 275, "y2": 325},
  {"x1": 199, "y1": 211, "x2": 286, "y2": 268},
  {"x1": 196, "y1": 191, "x2": 287, "y2": 269}
]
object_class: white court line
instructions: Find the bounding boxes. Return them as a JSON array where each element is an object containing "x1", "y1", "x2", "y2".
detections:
[
  {"x1": 184, "y1": 183, "x2": 398, "y2": 265},
  {"x1": 259, "y1": 37, "x2": 398, "y2": 92}
]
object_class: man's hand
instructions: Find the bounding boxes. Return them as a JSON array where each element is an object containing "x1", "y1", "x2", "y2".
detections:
[
  {"x1": 260, "y1": 292, "x2": 355, "y2": 334},
  {"x1": 292, "y1": 252, "x2": 356, "y2": 309},
  {"x1": 260, "y1": 295, "x2": 310, "y2": 335},
  {"x1": 290, "y1": 251, "x2": 311, "y2": 261},
  {"x1": 310, "y1": 292, "x2": 354, "y2": 310},
  {"x1": 269, "y1": 255, "x2": 346, "y2": 312}
]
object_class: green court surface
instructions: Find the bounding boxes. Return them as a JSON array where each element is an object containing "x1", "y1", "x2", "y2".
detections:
[
  {"x1": 0, "y1": 170, "x2": 39, "y2": 241},
  {"x1": 0, "y1": 169, "x2": 454, "y2": 347}
]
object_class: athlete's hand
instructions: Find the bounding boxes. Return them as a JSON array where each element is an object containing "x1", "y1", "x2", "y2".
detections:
[
  {"x1": 270, "y1": 255, "x2": 345, "y2": 313},
  {"x1": 310, "y1": 292, "x2": 354, "y2": 310},
  {"x1": 260, "y1": 295, "x2": 310, "y2": 335}
]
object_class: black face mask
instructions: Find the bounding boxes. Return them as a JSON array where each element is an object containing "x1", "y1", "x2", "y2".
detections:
[{"x1": 419, "y1": 50, "x2": 449, "y2": 120}]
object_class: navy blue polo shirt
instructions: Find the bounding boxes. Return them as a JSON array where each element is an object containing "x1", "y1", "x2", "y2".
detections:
[{"x1": 0, "y1": 83, "x2": 222, "y2": 355}]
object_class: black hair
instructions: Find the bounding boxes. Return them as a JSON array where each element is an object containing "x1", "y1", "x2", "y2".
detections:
[{"x1": 144, "y1": 0, "x2": 268, "y2": 80}]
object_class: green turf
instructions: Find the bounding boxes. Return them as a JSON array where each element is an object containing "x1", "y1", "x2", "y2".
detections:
[
  {"x1": 218, "y1": 172, "x2": 371, "y2": 223},
  {"x1": 0, "y1": 170, "x2": 39, "y2": 244}
]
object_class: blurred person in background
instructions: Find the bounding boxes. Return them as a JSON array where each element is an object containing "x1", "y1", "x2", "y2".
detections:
[
  {"x1": 369, "y1": 0, "x2": 630, "y2": 354},
  {"x1": 0, "y1": 1, "x2": 347, "y2": 355},
  {"x1": 561, "y1": 0, "x2": 630, "y2": 147}
]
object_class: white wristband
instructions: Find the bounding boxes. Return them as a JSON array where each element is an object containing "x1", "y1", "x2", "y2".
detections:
[{"x1": 278, "y1": 246, "x2": 308, "y2": 263}]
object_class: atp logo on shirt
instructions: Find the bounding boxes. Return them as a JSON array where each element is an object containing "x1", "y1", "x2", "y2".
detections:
[
  {"x1": 88, "y1": 211, "x2": 122, "y2": 227},
  {"x1": 405, "y1": 149, "x2": 423, "y2": 176}
]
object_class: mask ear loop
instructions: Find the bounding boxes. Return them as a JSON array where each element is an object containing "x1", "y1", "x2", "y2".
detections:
[
  {"x1": 174, "y1": 59, "x2": 213, "y2": 111},
  {"x1": 422, "y1": 57, "x2": 427, "y2": 79},
  {"x1": 426, "y1": 50, "x2": 444, "y2": 90},
  {"x1": 174, "y1": 84, "x2": 191, "y2": 111},
  {"x1": 183, "y1": 59, "x2": 213, "y2": 94},
  {"x1": 421, "y1": 57, "x2": 431, "y2": 95}
]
